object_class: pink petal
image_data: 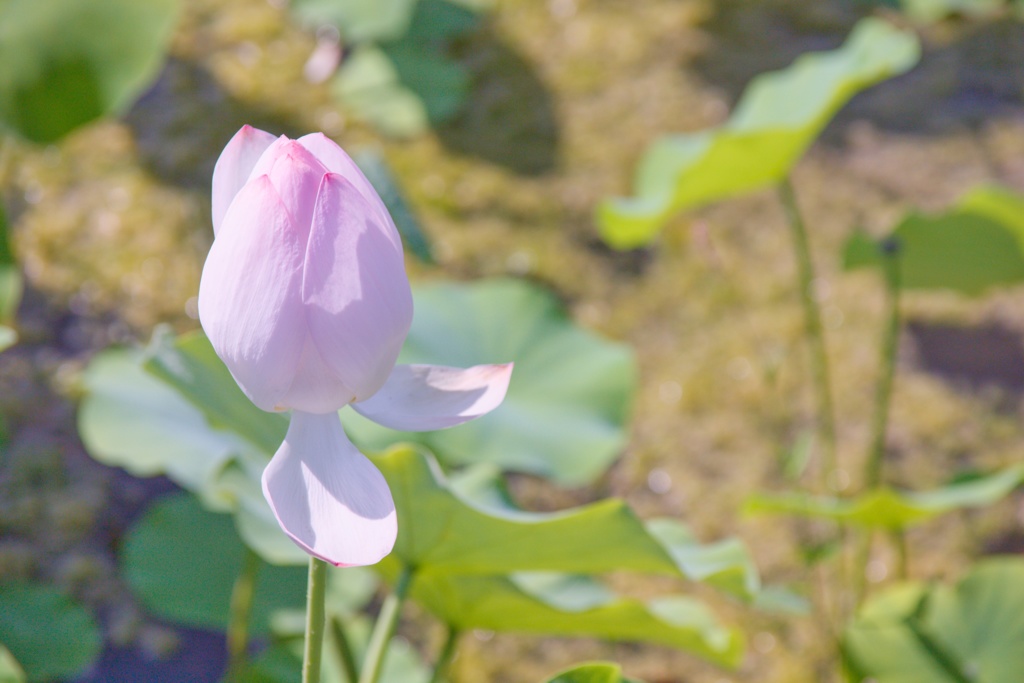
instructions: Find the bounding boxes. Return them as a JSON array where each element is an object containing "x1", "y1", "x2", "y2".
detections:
[
  {"x1": 211, "y1": 126, "x2": 276, "y2": 235},
  {"x1": 198, "y1": 176, "x2": 306, "y2": 412},
  {"x1": 302, "y1": 173, "x2": 413, "y2": 401},
  {"x1": 297, "y1": 133, "x2": 399, "y2": 246},
  {"x1": 249, "y1": 139, "x2": 329, "y2": 243},
  {"x1": 262, "y1": 411, "x2": 397, "y2": 567},
  {"x1": 278, "y1": 335, "x2": 359, "y2": 414},
  {"x1": 352, "y1": 363, "x2": 513, "y2": 431}
]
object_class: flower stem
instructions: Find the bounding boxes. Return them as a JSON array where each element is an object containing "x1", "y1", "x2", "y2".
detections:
[
  {"x1": 330, "y1": 615, "x2": 360, "y2": 683},
  {"x1": 303, "y1": 558, "x2": 329, "y2": 683},
  {"x1": 778, "y1": 178, "x2": 838, "y2": 490},
  {"x1": 865, "y1": 246, "x2": 902, "y2": 489},
  {"x1": 225, "y1": 547, "x2": 260, "y2": 683},
  {"x1": 429, "y1": 627, "x2": 461, "y2": 683},
  {"x1": 358, "y1": 567, "x2": 413, "y2": 683}
]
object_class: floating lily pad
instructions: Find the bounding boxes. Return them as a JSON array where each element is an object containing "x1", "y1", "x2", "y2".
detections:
[
  {"x1": 844, "y1": 558, "x2": 1024, "y2": 682},
  {"x1": 0, "y1": 583, "x2": 101, "y2": 683},
  {"x1": 746, "y1": 463, "x2": 1024, "y2": 529},
  {"x1": 0, "y1": 0, "x2": 179, "y2": 143},
  {"x1": 121, "y1": 493, "x2": 307, "y2": 633},
  {"x1": 597, "y1": 17, "x2": 920, "y2": 249}
]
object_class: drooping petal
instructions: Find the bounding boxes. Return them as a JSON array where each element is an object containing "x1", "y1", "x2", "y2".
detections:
[
  {"x1": 249, "y1": 140, "x2": 329, "y2": 243},
  {"x1": 198, "y1": 176, "x2": 307, "y2": 412},
  {"x1": 302, "y1": 173, "x2": 413, "y2": 401},
  {"x1": 211, "y1": 125, "x2": 276, "y2": 235},
  {"x1": 262, "y1": 411, "x2": 397, "y2": 567},
  {"x1": 297, "y1": 133, "x2": 399, "y2": 245},
  {"x1": 352, "y1": 363, "x2": 514, "y2": 432}
]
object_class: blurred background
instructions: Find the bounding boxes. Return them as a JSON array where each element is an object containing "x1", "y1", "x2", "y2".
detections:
[{"x1": 2, "y1": 0, "x2": 1024, "y2": 681}]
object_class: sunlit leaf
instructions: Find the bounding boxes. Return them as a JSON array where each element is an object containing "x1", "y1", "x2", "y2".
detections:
[
  {"x1": 411, "y1": 572, "x2": 744, "y2": 666},
  {"x1": 898, "y1": 0, "x2": 1005, "y2": 21},
  {"x1": 121, "y1": 493, "x2": 307, "y2": 634},
  {"x1": 844, "y1": 558, "x2": 1024, "y2": 682},
  {"x1": 843, "y1": 186, "x2": 1024, "y2": 295},
  {"x1": 0, "y1": 646, "x2": 25, "y2": 683},
  {"x1": 543, "y1": 662, "x2": 645, "y2": 683},
  {"x1": 597, "y1": 17, "x2": 920, "y2": 249},
  {"x1": 343, "y1": 279, "x2": 637, "y2": 485},
  {"x1": 333, "y1": 45, "x2": 430, "y2": 138},
  {"x1": 0, "y1": 203, "x2": 20, "y2": 352},
  {"x1": 0, "y1": 0, "x2": 179, "y2": 143},
  {"x1": 0, "y1": 583, "x2": 101, "y2": 682},
  {"x1": 745, "y1": 463, "x2": 1024, "y2": 529}
]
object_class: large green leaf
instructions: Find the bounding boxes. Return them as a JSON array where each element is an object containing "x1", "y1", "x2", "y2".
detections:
[
  {"x1": 597, "y1": 17, "x2": 920, "y2": 249},
  {"x1": 0, "y1": 583, "x2": 101, "y2": 682},
  {"x1": 410, "y1": 572, "x2": 743, "y2": 666},
  {"x1": 0, "y1": 646, "x2": 25, "y2": 683},
  {"x1": 121, "y1": 493, "x2": 307, "y2": 633},
  {"x1": 543, "y1": 662, "x2": 645, "y2": 683},
  {"x1": 343, "y1": 279, "x2": 637, "y2": 485},
  {"x1": 0, "y1": 0, "x2": 179, "y2": 143},
  {"x1": 844, "y1": 558, "x2": 1024, "y2": 682},
  {"x1": 746, "y1": 463, "x2": 1024, "y2": 529},
  {"x1": 844, "y1": 186, "x2": 1024, "y2": 296}
]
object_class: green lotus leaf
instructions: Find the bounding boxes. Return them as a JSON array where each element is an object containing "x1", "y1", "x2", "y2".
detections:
[
  {"x1": 0, "y1": 0, "x2": 179, "y2": 143},
  {"x1": 0, "y1": 583, "x2": 101, "y2": 682},
  {"x1": 844, "y1": 557, "x2": 1024, "y2": 682},
  {"x1": 745, "y1": 463, "x2": 1024, "y2": 529},
  {"x1": 0, "y1": 646, "x2": 25, "y2": 683},
  {"x1": 543, "y1": 662, "x2": 645, "y2": 683},
  {"x1": 597, "y1": 17, "x2": 920, "y2": 249}
]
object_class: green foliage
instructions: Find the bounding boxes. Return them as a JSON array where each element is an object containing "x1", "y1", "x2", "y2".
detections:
[
  {"x1": 297, "y1": 0, "x2": 483, "y2": 137},
  {"x1": 121, "y1": 493, "x2": 307, "y2": 632},
  {"x1": 844, "y1": 558, "x2": 1024, "y2": 682},
  {"x1": 894, "y1": 0, "x2": 1012, "y2": 21},
  {"x1": 0, "y1": 203, "x2": 19, "y2": 352},
  {"x1": 0, "y1": 583, "x2": 101, "y2": 682},
  {"x1": 746, "y1": 463, "x2": 1024, "y2": 529},
  {"x1": 344, "y1": 278, "x2": 637, "y2": 485},
  {"x1": 844, "y1": 187, "x2": 1024, "y2": 295},
  {"x1": 597, "y1": 17, "x2": 920, "y2": 249},
  {"x1": 0, "y1": 0, "x2": 179, "y2": 143},
  {"x1": 0, "y1": 647, "x2": 24, "y2": 683},
  {"x1": 543, "y1": 662, "x2": 645, "y2": 683}
]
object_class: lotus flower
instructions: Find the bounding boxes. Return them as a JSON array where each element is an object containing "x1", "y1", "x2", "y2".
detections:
[{"x1": 199, "y1": 126, "x2": 512, "y2": 567}]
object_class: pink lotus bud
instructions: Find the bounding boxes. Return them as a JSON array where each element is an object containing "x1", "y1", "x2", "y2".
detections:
[{"x1": 198, "y1": 126, "x2": 512, "y2": 566}]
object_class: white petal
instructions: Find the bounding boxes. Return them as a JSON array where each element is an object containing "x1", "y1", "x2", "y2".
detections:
[
  {"x1": 302, "y1": 173, "x2": 413, "y2": 401},
  {"x1": 352, "y1": 363, "x2": 513, "y2": 432},
  {"x1": 211, "y1": 126, "x2": 276, "y2": 235},
  {"x1": 262, "y1": 411, "x2": 397, "y2": 567},
  {"x1": 198, "y1": 176, "x2": 306, "y2": 412}
]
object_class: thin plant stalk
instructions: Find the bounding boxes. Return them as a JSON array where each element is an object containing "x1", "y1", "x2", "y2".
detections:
[
  {"x1": 225, "y1": 547, "x2": 261, "y2": 683},
  {"x1": 330, "y1": 616, "x2": 360, "y2": 683},
  {"x1": 855, "y1": 244, "x2": 903, "y2": 607},
  {"x1": 358, "y1": 567, "x2": 413, "y2": 683},
  {"x1": 430, "y1": 627, "x2": 461, "y2": 683},
  {"x1": 778, "y1": 177, "x2": 838, "y2": 489},
  {"x1": 303, "y1": 558, "x2": 329, "y2": 683},
  {"x1": 866, "y1": 245, "x2": 902, "y2": 488}
]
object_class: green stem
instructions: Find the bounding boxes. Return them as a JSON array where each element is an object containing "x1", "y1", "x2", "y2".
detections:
[
  {"x1": 358, "y1": 567, "x2": 414, "y2": 683},
  {"x1": 225, "y1": 548, "x2": 261, "y2": 683},
  {"x1": 892, "y1": 528, "x2": 909, "y2": 580},
  {"x1": 429, "y1": 627, "x2": 461, "y2": 683},
  {"x1": 303, "y1": 558, "x2": 329, "y2": 683},
  {"x1": 330, "y1": 615, "x2": 361, "y2": 683},
  {"x1": 778, "y1": 178, "x2": 838, "y2": 490},
  {"x1": 866, "y1": 247, "x2": 902, "y2": 488}
]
